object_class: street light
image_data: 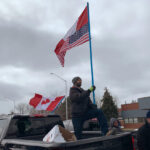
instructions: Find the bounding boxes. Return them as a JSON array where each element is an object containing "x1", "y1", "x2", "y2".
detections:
[
  {"x1": 50, "y1": 73, "x2": 68, "y2": 120},
  {"x1": 9, "y1": 99, "x2": 16, "y2": 113}
]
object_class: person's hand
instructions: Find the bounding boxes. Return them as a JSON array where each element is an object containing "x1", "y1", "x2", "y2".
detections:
[
  {"x1": 93, "y1": 85, "x2": 96, "y2": 91},
  {"x1": 89, "y1": 85, "x2": 96, "y2": 92}
]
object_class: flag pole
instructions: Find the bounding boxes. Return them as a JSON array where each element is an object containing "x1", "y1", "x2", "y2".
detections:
[{"x1": 87, "y1": 2, "x2": 96, "y2": 104}]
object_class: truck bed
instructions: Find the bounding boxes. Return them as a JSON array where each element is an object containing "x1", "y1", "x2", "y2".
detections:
[
  {"x1": 0, "y1": 115, "x2": 134, "y2": 150},
  {"x1": 2, "y1": 132, "x2": 134, "y2": 150}
]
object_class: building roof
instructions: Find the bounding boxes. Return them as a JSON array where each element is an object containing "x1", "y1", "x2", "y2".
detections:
[{"x1": 121, "y1": 103, "x2": 139, "y2": 111}]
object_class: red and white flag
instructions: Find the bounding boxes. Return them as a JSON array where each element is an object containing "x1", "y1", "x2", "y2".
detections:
[
  {"x1": 29, "y1": 94, "x2": 65, "y2": 111},
  {"x1": 54, "y1": 6, "x2": 89, "y2": 67}
]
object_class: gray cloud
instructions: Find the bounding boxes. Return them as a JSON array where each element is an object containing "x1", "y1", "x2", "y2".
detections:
[
  {"x1": 0, "y1": 82, "x2": 27, "y2": 101},
  {"x1": 0, "y1": 0, "x2": 150, "y2": 113},
  {"x1": 0, "y1": 19, "x2": 60, "y2": 70}
]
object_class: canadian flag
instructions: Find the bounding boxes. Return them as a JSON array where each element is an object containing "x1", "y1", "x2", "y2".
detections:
[{"x1": 29, "y1": 94, "x2": 65, "y2": 111}]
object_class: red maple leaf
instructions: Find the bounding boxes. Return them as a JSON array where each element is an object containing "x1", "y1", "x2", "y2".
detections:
[{"x1": 41, "y1": 99, "x2": 50, "y2": 105}]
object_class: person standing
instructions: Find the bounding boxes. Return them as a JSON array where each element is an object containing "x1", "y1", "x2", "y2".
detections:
[
  {"x1": 137, "y1": 110, "x2": 150, "y2": 150},
  {"x1": 69, "y1": 76, "x2": 108, "y2": 139}
]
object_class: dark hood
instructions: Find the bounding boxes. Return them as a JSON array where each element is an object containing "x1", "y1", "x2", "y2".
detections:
[{"x1": 110, "y1": 118, "x2": 120, "y2": 128}]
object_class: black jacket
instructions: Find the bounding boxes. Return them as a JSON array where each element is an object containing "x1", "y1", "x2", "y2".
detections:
[
  {"x1": 69, "y1": 87, "x2": 94, "y2": 117},
  {"x1": 137, "y1": 121, "x2": 150, "y2": 150}
]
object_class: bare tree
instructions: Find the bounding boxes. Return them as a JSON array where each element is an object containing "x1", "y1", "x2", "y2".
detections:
[
  {"x1": 90, "y1": 95, "x2": 101, "y2": 108},
  {"x1": 9, "y1": 110, "x2": 14, "y2": 115},
  {"x1": 15, "y1": 103, "x2": 31, "y2": 114},
  {"x1": 113, "y1": 96, "x2": 120, "y2": 107},
  {"x1": 55, "y1": 97, "x2": 72, "y2": 120}
]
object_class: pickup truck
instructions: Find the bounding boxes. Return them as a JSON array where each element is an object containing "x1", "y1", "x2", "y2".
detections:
[{"x1": 0, "y1": 114, "x2": 135, "y2": 150}]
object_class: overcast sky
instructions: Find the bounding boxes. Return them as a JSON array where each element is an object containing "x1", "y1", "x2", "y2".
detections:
[{"x1": 0, "y1": 0, "x2": 150, "y2": 114}]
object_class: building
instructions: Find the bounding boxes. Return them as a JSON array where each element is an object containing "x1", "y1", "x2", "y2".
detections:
[{"x1": 120, "y1": 96, "x2": 150, "y2": 129}]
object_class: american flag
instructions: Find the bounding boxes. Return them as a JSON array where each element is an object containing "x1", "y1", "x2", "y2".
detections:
[{"x1": 54, "y1": 6, "x2": 89, "y2": 67}]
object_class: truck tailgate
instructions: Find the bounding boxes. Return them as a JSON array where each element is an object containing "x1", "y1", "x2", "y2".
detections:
[{"x1": 2, "y1": 132, "x2": 134, "y2": 150}]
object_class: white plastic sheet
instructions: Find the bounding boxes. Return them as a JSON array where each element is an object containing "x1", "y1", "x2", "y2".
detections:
[{"x1": 43, "y1": 125, "x2": 66, "y2": 143}]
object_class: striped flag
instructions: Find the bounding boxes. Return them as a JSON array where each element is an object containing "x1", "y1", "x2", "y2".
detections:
[
  {"x1": 29, "y1": 93, "x2": 65, "y2": 111},
  {"x1": 54, "y1": 6, "x2": 89, "y2": 67}
]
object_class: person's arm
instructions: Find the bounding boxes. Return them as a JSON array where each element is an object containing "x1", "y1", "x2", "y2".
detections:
[
  {"x1": 70, "y1": 89, "x2": 91, "y2": 103},
  {"x1": 106, "y1": 130, "x2": 113, "y2": 136},
  {"x1": 137, "y1": 128, "x2": 148, "y2": 150},
  {"x1": 106, "y1": 128, "x2": 116, "y2": 136},
  {"x1": 88, "y1": 85, "x2": 96, "y2": 105}
]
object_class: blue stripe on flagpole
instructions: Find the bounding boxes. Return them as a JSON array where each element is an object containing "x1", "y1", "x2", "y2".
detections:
[
  {"x1": 51, "y1": 96, "x2": 65, "y2": 113},
  {"x1": 87, "y1": 2, "x2": 96, "y2": 104}
]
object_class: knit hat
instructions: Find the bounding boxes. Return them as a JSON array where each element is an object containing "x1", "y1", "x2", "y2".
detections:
[
  {"x1": 72, "y1": 77, "x2": 81, "y2": 85},
  {"x1": 146, "y1": 110, "x2": 150, "y2": 118}
]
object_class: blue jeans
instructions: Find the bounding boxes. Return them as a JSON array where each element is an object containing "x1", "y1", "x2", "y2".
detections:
[{"x1": 72, "y1": 109, "x2": 108, "y2": 139}]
